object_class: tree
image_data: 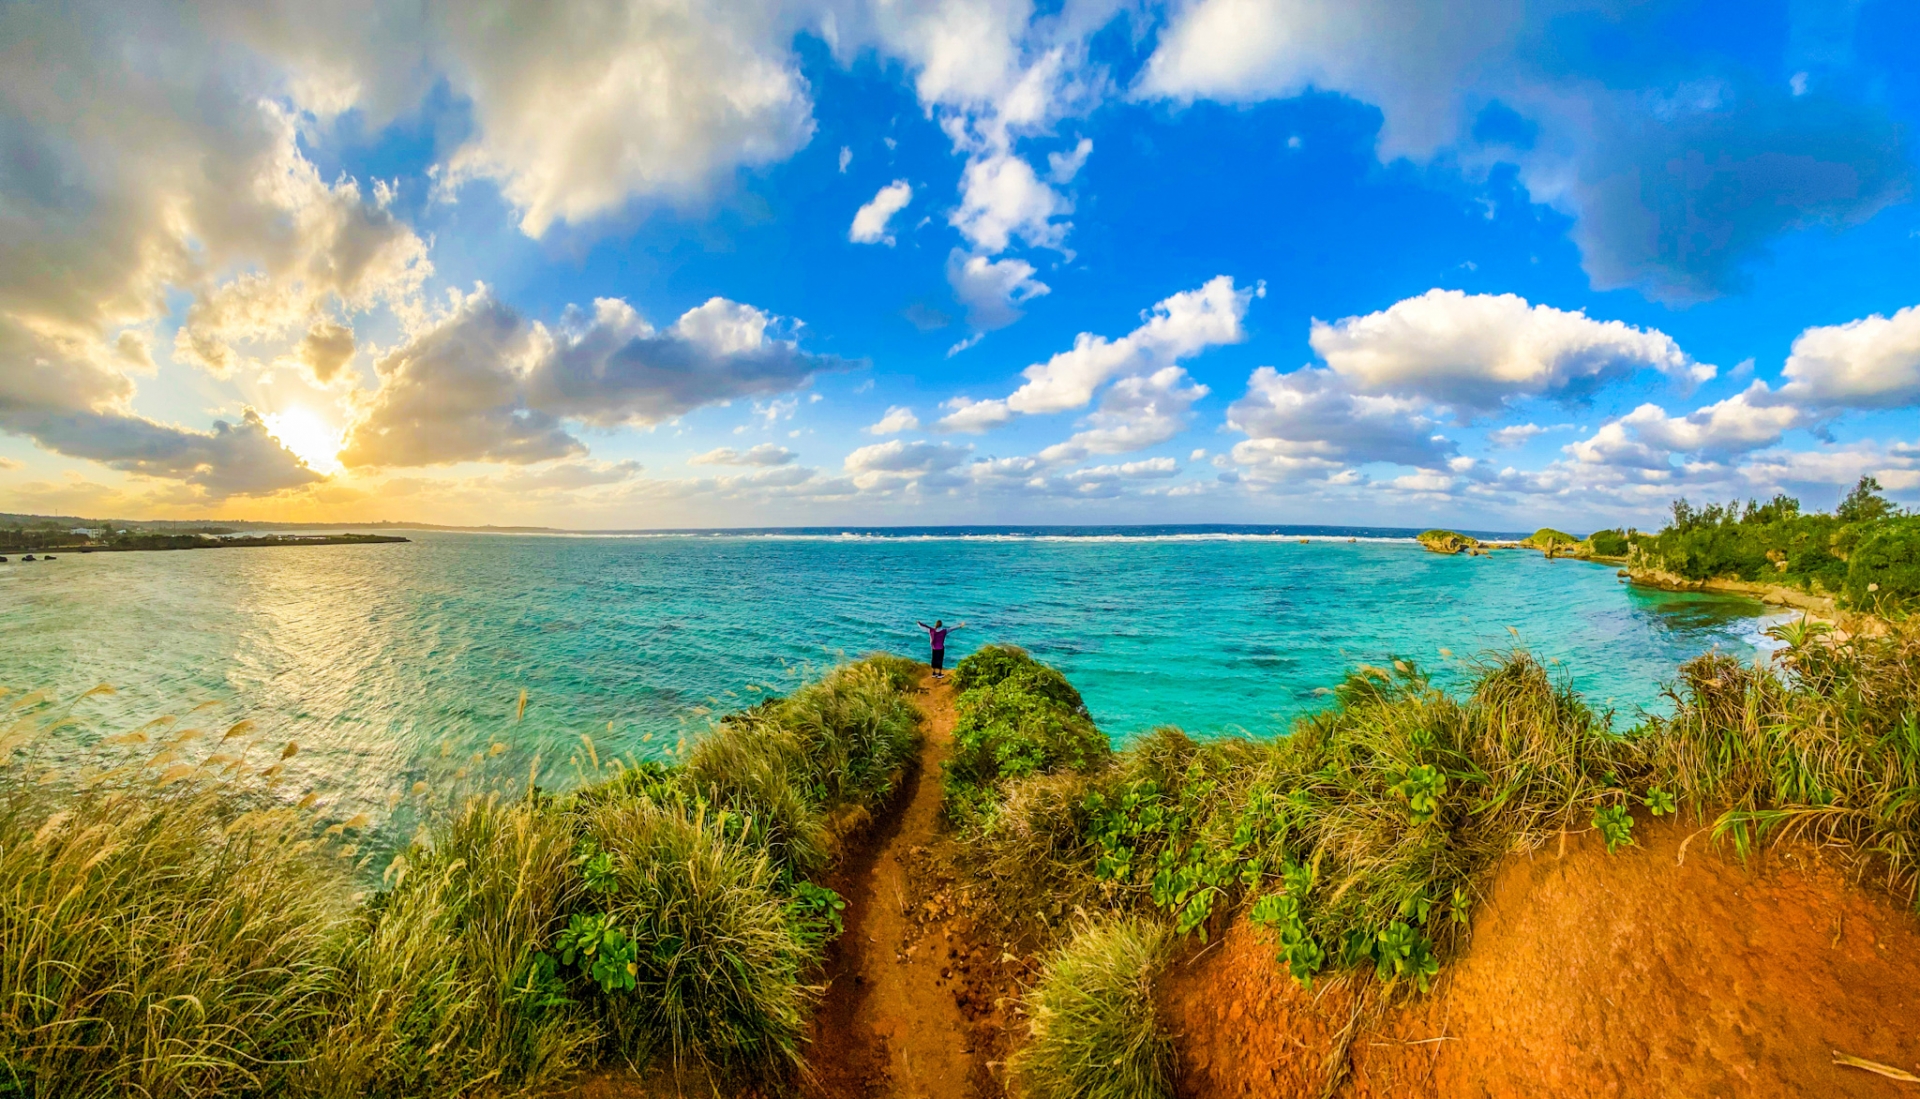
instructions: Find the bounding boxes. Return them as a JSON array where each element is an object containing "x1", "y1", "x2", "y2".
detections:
[{"x1": 1835, "y1": 475, "x2": 1892, "y2": 524}]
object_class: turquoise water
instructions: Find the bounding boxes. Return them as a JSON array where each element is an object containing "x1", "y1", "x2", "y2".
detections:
[{"x1": 0, "y1": 529, "x2": 1779, "y2": 814}]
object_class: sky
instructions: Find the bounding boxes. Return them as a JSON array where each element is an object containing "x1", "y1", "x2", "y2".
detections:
[{"x1": 3, "y1": 0, "x2": 1919, "y2": 531}]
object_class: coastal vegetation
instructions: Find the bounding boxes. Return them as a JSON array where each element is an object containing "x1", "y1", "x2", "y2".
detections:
[
  {"x1": 0, "y1": 527, "x2": 408, "y2": 553},
  {"x1": 0, "y1": 655, "x2": 919, "y2": 1097},
  {"x1": 4, "y1": 554, "x2": 1920, "y2": 1095},
  {"x1": 969, "y1": 625, "x2": 1920, "y2": 1095},
  {"x1": 1415, "y1": 529, "x2": 1481, "y2": 554},
  {"x1": 1626, "y1": 476, "x2": 1918, "y2": 616}
]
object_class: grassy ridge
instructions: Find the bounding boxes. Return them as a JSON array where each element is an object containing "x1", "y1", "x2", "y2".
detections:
[
  {"x1": 0, "y1": 655, "x2": 920, "y2": 1098},
  {"x1": 987, "y1": 628, "x2": 1920, "y2": 1096}
]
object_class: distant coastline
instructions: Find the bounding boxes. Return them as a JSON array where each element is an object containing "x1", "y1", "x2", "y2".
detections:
[{"x1": 0, "y1": 532, "x2": 409, "y2": 556}]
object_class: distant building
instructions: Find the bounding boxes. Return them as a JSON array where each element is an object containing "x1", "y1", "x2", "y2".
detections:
[{"x1": 70, "y1": 528, "x2": 103, "y2": 537}]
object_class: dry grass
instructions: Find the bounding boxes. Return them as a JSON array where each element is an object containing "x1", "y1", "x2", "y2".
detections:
[{"x1": 0, "y1": 654, "x2": 923, "y2": 1097}]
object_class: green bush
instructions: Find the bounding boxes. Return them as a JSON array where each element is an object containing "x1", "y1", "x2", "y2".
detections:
[
  {"x1": 581, "y1": 797, "x2": 816, "y2": 1078},
  {"x1": 1010, "y1": 917, "x2": 1174, "y2": 1099},
  {"x1": 1634, "y1": 480, "x2": 1912, "y2": 613},
  {"x1": 945, "y1": 649, "x2": 1108, "y2": 824},
  {"x1": 1843, "y1": 517, "x2": 1920, "y2": 615},
  {"x1": 1587, "y1": 528, "x2": 1629, "y2": 557},
  {"x1": 949, "y1": 644, "x2": 1089, "y2": 716}
]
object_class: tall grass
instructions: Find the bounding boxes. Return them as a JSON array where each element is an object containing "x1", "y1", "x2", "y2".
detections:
[
  {"x1": 1009, "y1": 916, "x2": 1174, "y2": 1099},
  {"x1": 982, "y1": 627, "x2": 1920, "y2": 997},
  {"x1": 982, "y1": 633, "x2": 1920, "y2": 1093},
  {"x1": 0, "y1": 654, "x2": 922, "y2": 1097}
]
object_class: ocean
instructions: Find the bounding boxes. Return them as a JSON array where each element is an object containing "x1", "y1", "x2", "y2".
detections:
[{"x1": 0, "y1": 526, "x2": 1782, "y2": 816}]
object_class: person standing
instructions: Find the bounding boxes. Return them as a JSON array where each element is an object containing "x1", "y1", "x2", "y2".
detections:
[{"x1": 916, "y1": 618, "x2": 965, "y2": 679}]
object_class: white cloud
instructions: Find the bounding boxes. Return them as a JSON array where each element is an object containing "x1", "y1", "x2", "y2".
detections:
[
  {"x1": 1038, "y1": 367, "x2": 1209, "y2": 461},
  {"x1": 689, "y1": 443, "x2": 796, "y2": 467},
  {"x1": 1066, "y1": 457, "x2": 1180, "y2": 481},
  {"x1": 865, "y1": 406, "x2": 921, "y2": 435},
  {"x1": 948, "y1": 251, "x2": 1050, "y2": 331},
  {"x1": 1007, "y1": 276, "x2": 1256, "y2": 415},
  {"x1": 850, "y1": 180, "x2": 914, "y2": 245},
  {"x1": 1047, "y1": 137, "x2": 1093, "y2": 183},
  {"x1": 424, "y1": 1, "x2": 815, "y2": 236},
  {"x1": 1225, "y1": 366, "x2": 1454, "y2": 479},
  {"x1": 843, "y1": 438, "x2": 973, "y2": 490},
  {"x1": 950, "y1": 152, "x2": 1072, "y2": 254},
  {"x1": 838, "y1": 146, "x2": 852, "y2": 173},
  {"x1": 1780, "y1": 303, "x2": 1920, "y2": 408},
  {"x1": 1486, "y1": 423, "x2": 1547, "y2": 449},
  {"x1": 1310, "y1": 289, "x2": 1709, "y2": 411},
  {"x1": 935, "y1": 396, "x2": 1015, "y2": 434},
  {"x1": 1565, "y1": 386, "x2": 1805, "y2": 470},
  {"x1": 341, "y1": 287, "x2": 844, "y2": 467}
]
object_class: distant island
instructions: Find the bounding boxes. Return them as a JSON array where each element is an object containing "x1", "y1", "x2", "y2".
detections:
[{"x1": 0, "y1": 528, "x2": 408, "y2": 555}]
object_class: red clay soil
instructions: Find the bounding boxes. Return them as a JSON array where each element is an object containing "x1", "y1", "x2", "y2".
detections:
[
  {"x1": 807, "y1": 672, "x2": 1036, "y2": 1099},
  {"x1": 1163, "y1": 816, "x2": 1920, "y2": 1098}
]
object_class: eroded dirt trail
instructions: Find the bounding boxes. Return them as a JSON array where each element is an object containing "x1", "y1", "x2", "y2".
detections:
[{"x1": 811, "y1": 674, "x2": 981, "y2": 1099}]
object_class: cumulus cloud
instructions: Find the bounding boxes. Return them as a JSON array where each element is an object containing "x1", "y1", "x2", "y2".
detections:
[
  {"x1": 1486, "y1": 423, "x2": 1547, "y2": 449},
  {"x1": 1134, "y1": 0, "x2": 1912, "y2": 301},
  {"x1": 1225, "y1": 366, "x2": 1454, "y2": 479},
  {"x1": 865, "y1": 406, "x2": 921, "y2": 435},
  {"x1": 339, "y1": 290, "x2": 582, "y2": 468},
  {"x1": 950, "y1": 152, "x2": 1073, "y2": 255},
  {"x1": 1780, "y1": 303, "x2": 1920, "y2": 409},
  {"x1": 936, "y1": 396, "x2": 1016, "y2": 434},
  {"x1": 1310, "y1": 290, "x2": 1709, "y2": 411},
  {"x1": 931, "y1": 277, "x2": 1251, "y2": 438},
  {"x1": 1039, "y1": 367, "x2": 1209, "y2": 462},
  {"x1": 1008, "y1": 276, "x2": 1254, "y2": 415},
  {"x1": 423, "y1": 1, "x2": 815, "y2": 235},
  {"x1": 849, "y1": 180, "x2": 914, "y2": 245},
  {"x1": 342, "y1": 287, "x2": 844, "y2": 468},
  {"x1": 528, "y1": 297, "x2": 848, "y2": 428},
  {"x1": 1565, "y1": 385, "x2": 1806, "y2": 471},
  {"x1": 689, "y1": 443, "x2": 796, "y2": 466},
  {"x1": 948, "y1": 251, "x2": 1050, "y2": 332},
  {"x1": 843, "y1": 438, "x2": 973, "y2": 491},
  {"x1": 1066, "y1": 457, "x2": 1180, "y2": 481}
]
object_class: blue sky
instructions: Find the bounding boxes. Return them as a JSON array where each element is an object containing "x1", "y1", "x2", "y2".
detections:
[{"x1": 3, "y1": 0, "x2": 1918, "y2": 529}]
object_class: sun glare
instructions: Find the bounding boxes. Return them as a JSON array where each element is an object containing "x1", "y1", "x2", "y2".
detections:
[{"x1": 265, "y1": 406, "x2": 345, "y2": 475}]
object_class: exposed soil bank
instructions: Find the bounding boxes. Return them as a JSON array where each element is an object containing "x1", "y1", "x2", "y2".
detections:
[{"x1": 1163, "y1": 817, "x2": 1920, "y2": 1098}]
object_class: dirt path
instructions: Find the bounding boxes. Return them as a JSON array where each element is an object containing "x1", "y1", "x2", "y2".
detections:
[{"x1": 810, "y1": 673, "x2": 981, "y2": 1099}]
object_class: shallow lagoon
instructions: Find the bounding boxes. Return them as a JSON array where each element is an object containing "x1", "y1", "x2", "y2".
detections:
[{"x1": 0, "y1": 529, "x2": 1779, "y2": 811}]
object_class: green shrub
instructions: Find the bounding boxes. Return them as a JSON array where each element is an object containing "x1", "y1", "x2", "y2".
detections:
[
  {"x1": 1521, "y1": 527, "x2": 1578, "y2": 549},
  {"x1": 1635, "y1": 480, "x2": 1912, "y2": 613},
  {"x1": 949, "y1": 644, "x2": 1089, "y2": 716},
  {"x1": 1587, "y1": 528, "x2": 1630, "y2": 557},
  {"x1": 581, "y1": 797, "x2": 817, "y2": 1079},
  {"x1": 1843, "y1": 517, "x2": 1920, "y2": 615},
  {"x1": 945, "y1": 663, "x2": 1109, "y2": 824},
  {"x1": 1010, "y1": 917, "x2": 1174, "y2": 1099}
]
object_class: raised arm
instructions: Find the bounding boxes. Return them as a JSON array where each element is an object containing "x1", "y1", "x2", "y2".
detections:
[{"x1": 915, "y1": 620, "x2": 931, "y2": 631}]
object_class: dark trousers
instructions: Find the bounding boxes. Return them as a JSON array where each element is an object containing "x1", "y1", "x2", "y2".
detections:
[{"x1": 931, "y1": 648, "x2": 945, "y2": 671}]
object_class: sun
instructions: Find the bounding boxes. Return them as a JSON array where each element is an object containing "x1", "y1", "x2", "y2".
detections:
[{"x1": 264, "y1": 405, "x2": 346, "y2": 476}]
